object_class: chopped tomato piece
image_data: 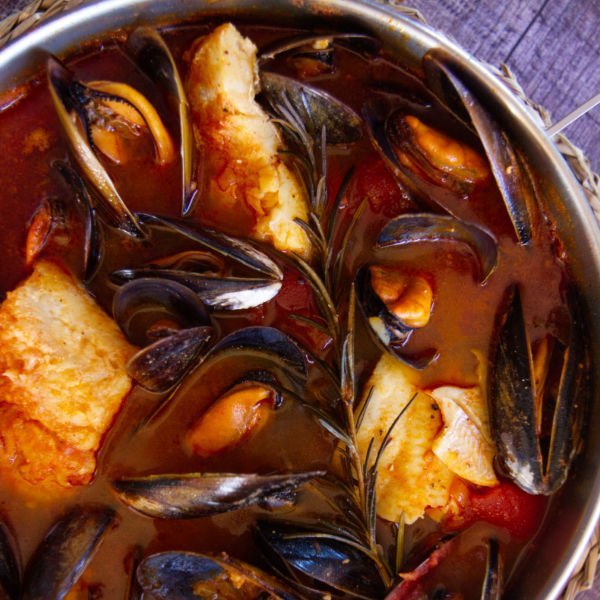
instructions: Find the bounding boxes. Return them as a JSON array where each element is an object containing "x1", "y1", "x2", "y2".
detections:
[
  {"x1": 445, "y1": 481, "x2": 546, "y2": 540},
  {"x1": 352, "y1": 156, "x2": 413, "y2": 218}
]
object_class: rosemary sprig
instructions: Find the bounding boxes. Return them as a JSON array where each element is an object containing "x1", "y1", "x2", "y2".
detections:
[{"x1": 262, "y1": 80, "x2": 413, "y2": 593}]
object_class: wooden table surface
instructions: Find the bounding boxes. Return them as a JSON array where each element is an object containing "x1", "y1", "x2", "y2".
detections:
[{"x1": 0, "y1": 0, "x2": 598, "y2": 597}]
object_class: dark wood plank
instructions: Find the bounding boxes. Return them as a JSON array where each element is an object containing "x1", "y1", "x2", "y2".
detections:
[
  {"x1": 409, "y1": 0, "x2": 600, "y2": 170},
  {"x1": 506, "y1": 0, "x2": 600, "y2": 171},
  {"x1": 406, "y1": 0, "x2": 546, "y2": 65}
]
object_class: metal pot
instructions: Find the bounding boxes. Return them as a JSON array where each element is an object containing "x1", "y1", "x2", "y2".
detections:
[{"x1": 0, "y1": 1, "x2": 598, "y2": 598}]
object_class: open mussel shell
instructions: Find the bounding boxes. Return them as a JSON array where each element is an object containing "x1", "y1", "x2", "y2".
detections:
[
  {"x1": 127, "y1": 326, "x2": 214, "y2": 393},
  {"x1": 384, "y1": 110, "x2": 489, "y2": 195},
  {"x1": 126, "y1": 27, "x2": 196, "y2": 217},
  {"x1": 47, "y1": 57, "x2": 145, "y2": 239},
  {"x1": 137, "y1": 214, "x2": 283, "y2": 280},
  {"x1": 137, "y1": 551, "x2": 297, "y2": 600},
  {"x1": 363, "y1": 98, "x2": 472, "y2": 214},
  {"x1": 355, "y1": 265, "x2": 437, "y2": 370},
  {"x1": 260, "y1": 71, "x2": 363, "y2": 144},
  {"x1": 377, "y1": 213, "x2": 498, "y2": 284},
  {"x1": 113, "y1": 471, "x2": 324, "y2": 519},
  {"x1": 422, "y1": 50, "x2": 537, "y2": 246},
  {"x1": 22, "y1": 505, "x2": 116, "y2": 600},
  {"x1": 113, "y1": 278, "x2": 211, "y2": 346},
  {"x1": 139, "y1": 326, "x2": 308, "y2": 426},
  {"x1": 256, "y1": 521, "x2": 386, "y2": 598},
  {"x1": 113, "y1": 267, "x2": 282, "y2": 311},
  {"x1": 488, "y1": 285, "x2": 588, "y2": 495},
  {"x1": 208, "y1": 327, "x2": 308, "y2": 382},
  {"x1": 113, "y1": 278, "x2": 214, "y2": 392}
]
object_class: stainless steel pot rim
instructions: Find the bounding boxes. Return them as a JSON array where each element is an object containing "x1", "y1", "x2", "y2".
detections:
[{"x1": 0, "y1": 1, "x2": 598, "y2": 598}]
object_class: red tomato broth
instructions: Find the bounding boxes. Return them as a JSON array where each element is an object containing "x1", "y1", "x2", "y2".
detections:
[{"x1": 0, "y1": 23, "x2": 571, "y2": 598}]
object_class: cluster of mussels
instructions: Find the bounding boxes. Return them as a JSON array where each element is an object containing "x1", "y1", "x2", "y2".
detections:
[{"x1": 3, "y1": 24, "x2": 589, "y2": 600}]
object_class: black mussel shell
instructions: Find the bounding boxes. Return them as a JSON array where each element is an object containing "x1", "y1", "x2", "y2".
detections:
[
  {"x1": 488, "y1": 285, "x2": 588, "y2": 494},
  {"x1": 260, "y1": 71, "x2": 363, "y2": 145},
  {"x1": 354, "y1": 265, "x2": 438, "y2": 370},
  {"x1": 137, "y1": 214, "x2": 283, "y2": 280},
  {"x1": 127, "y1": 326, "x2": 214, "y2": 393},
  {"x1": 422, "y1": 50, "x2": 537, "y2": 245},
  {"x1": 481, "y1": 538, "x2": 503, "y2": 600},
  {"x1": 126, "y1": 27, "x2": 196, "y2": 217},
  {"x1": 22, "y1": 505, "x2": 116, "y2": 600},
  {"x1": 113, "y1": 471, "x2": 324, "y2": 519},
  {"x1": 207, "y1": 327, "x2": 308, "y2": 386},
  {"x1": 356, "y1": 265, "x2": 415, "y2": 347},
  {"x1": 256, "y1": 521, "x2": 386, "y2": 598},
  {"x1": 259, "y1": 32, "x2": 380, "y2": 62},
  {"x1": 53, "y1": 160, "x2": 104, "y2": 282},
  {"x1": 112, "y1": 278, "x2": 211, "y2": 347},
  {"x1": 385, "y1": 110, "x2": 489, "y2": 195},
  {"x1": 47, "y1": 57, "x2": 145, "y2": 238},
  {"x1": 113, "y1": 267, "x2": 282, "y2": 311},
  {"x1": 362, "y1": 97, "x2": 458, "y2": 216},
  {"x1": 377, "y1": 213, "x2": 498, "y2": 284},
  {"x1": 136, "y1": 326, "x2": 308, "y2": 428},
  {"x1": 137, "y1": 551, "x2": 297, "y2": 599}
]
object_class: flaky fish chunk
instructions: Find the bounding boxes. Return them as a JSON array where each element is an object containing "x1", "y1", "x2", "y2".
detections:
[
  {"x1": 187, "y1": 23, "x2": 311, "y2": 258},
  {"x1": 357, "y1": 354, "x2": 500, "y2": 524},
  {"x1": 357, "y1": 354, "x2": 454, "y2": 524},
  {"x1": 430, "y1": 386, "x2": 498, "y2": 487},
  {"x1": 0, "y1": 260, "x2": 136, "y2": 489}
]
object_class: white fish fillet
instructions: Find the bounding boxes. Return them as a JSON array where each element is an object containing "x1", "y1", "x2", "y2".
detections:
[
  {"x1": 357, "y1": 355, "x2": 499, "y2": 524},
  {"x1": 357, "y1": 354, "x2": 454, "y2": 524},
  {"x1": 187, "y1": 23, "x2": 311, "y2": 258}
]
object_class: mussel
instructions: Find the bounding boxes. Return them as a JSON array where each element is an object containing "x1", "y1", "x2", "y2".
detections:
[
  {"x1": 356, "y1": 213, "x2": 497, "y2": 368},
  {"x1": 256, "y1": 520, "x2": 387, "y2": 599},
  {"x1": 113, "y1": 278, "x2": 214, "y2": 393},
  {"x1": 259, "y1": 32, "x2": 380, "y2": 63},
  {"x1": 259, "y1": 32, "x2": 380, "y2": 79},
  {"x1": 260, "y1": 71, "x2": 363, "y2": 146},
  {"x1": 23, "y1": 505, "x2": 117, "y2": 600},
  {"x1": 137, "y1": 551, "x2": 297, "y2": 599},
  {"x1": 24, "y1": 197, "x2": 68, "y2": 267},
  {"x1": 48, "y1": 57, "x2": 164, "y2": 237},
  {"x1": 112, "y1": 213, "x2": 283, "y2": 311},
  {"x1": 113, "y1": 471, "x2": 324, "y2": 519},
  {"x1": 363, "y1": 97, "x2": 468, "y2": 216},
  {"x1": 47, "y1": 27, "x2": 194, "y2": 237},
  {"x1": 53, "y1": 161, "x2": 104, "y2": 282},
  {"x1": 422, "y1": 50, "x2": 539, "y2": 245},
  {"x1": 488, "y1": 285, "x2": 588, "y2": 495},
  {"x1": 125, "y1": 27, "x2": 196, "y2": 216},
  {"x1": 24, "y1": 162, "x2": 104, "y2": 282},
  {"x1": 386, "y1": 112, "x2": 490, "y2": 193},
  {"x1": 377, "y1": 214, "x2": 498, "y2": 284},
  {"x1": 185, "y1": 375, "x2": 284, "y2": 458}
]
